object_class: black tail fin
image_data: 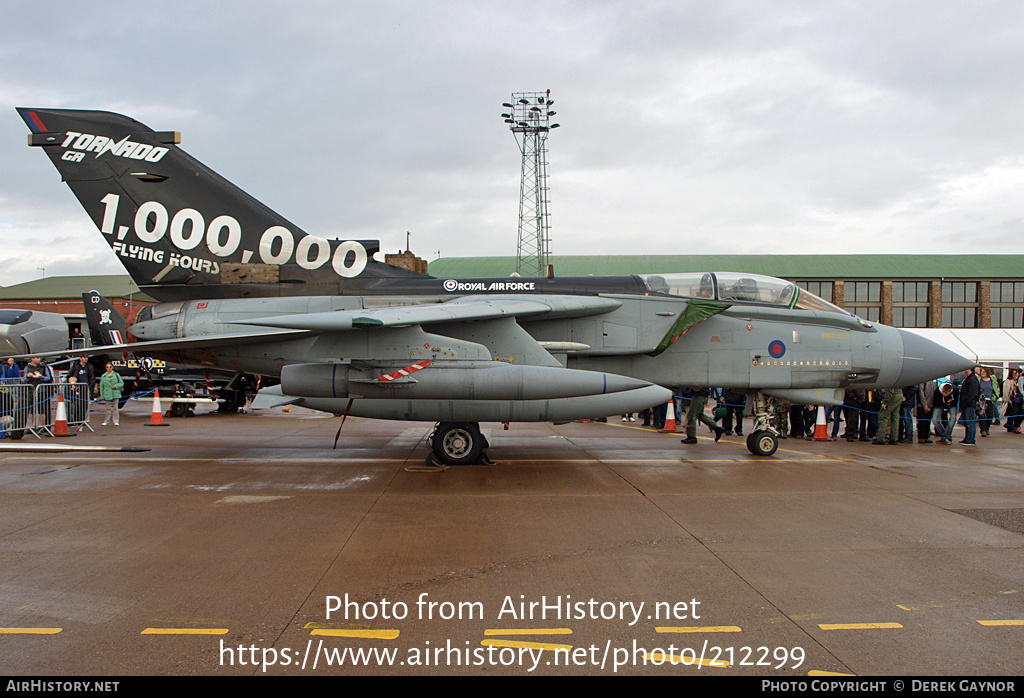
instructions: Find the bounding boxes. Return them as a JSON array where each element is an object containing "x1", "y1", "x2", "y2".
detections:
[
  {"x1": 82, "y1": 291, "x2": 128, "y2": 347},
  {"x1": 20, "y1": 108, "x2": 428, "y2": 301}
]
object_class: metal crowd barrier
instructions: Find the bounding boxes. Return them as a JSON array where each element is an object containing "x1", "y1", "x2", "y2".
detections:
[{"x1": 0, "y1": 381, "x2": 93, "y2": 439}]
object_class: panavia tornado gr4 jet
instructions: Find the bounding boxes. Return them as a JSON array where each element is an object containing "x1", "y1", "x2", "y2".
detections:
[{"x1": 16, "y1": 107, "x2": 973, "y2": 462}]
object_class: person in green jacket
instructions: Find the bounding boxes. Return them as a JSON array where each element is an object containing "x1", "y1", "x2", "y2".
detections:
[
  {"x1": 99, "y1": 362, "x2": 125, "y2": 426},
  {"x1": 873, "y1": 387, "x2": 904, "y2": 445}
]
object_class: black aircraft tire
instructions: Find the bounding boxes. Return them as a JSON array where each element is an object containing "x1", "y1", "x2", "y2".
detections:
[
  {"x1": 746, "y1": 432, "x2": 757, "y2": 452},
  {"x1": 749, "y1": 430, "x2": 779, "y2": 457},
  {"x1": 169, "y1": 402, "x2": 188, "y2": 418},
  {"x1": 432, "y1": 422, "x2": 483, "y2": 466}
]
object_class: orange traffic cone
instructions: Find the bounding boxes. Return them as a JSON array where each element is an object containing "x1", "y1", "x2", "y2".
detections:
[
  {"x1": 661, "y1": 398, "x2": 677, "y2": 432},
  {"x1": 53, "y1": 392, "x2": 74, "y2": 438},
  {"x1": 812, "y1": 405, "x2": 830, "y2": 441},
  {"x1": 146, "y1": 390, "x2": 169, "y2": 427}
]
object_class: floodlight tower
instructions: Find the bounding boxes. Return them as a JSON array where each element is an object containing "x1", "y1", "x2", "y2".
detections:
[{"x1": 501, "y1": 90, "x2": 560, "y2": 277}]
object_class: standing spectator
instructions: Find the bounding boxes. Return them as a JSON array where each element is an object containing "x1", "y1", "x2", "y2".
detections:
[
  {"x1": 1, "y1": 357, "x2": 20, "y2": 383},
  {"x1": 873, "y1": 387, "x2": 904, "y2": 445},
  {"x1": 866, "y1": 389, "x2": 881, "y2": 441},
  {"x1": 917, "y1": 380, "x2": 937, "y2": 443},
  {"x1": 843, "y1": 388, "x2": 869, "y2": 442},
  {"x1": 99, "y1": 362, "x2": 125, "y2": 426},
  {"x1": 0, "y1": 358, "x2": 21, "y2": 428},
  {"x1": 23, "y1": 357, "x2": 52, "y2": 385},
  {"x1": 639, "y1": 407, "x2": 652, "y2": 427},
  {"x1": 789, "y1": 403, "x2": 806, "y2": 439},
  {"x1": 64, "y1": 376, "x2": 89, "y2": 428},
  {"x1": 958, "y1": 368, "x2": 980, "y2": 445},
  {"x1": 826, "y1": 404, "x2": 843, "y2": 440},
  {"x1": 976, "y1": 367, "x2": 999, "y2": 437},
  {"x1": 720, "y1": 388, "x2": 746, "y2": 436},
  {"x1": 898, "y1": 385, "x2": 917, "y2": 443},
  {"x1": 773, "y1": 402, "x2": 789, "y2": 439},
  {"x1": 23, "y1": 357, "x2": 53, "y2": 429},
  {"x1": 935, "y1": 381, "x2": 959, "y2": 445},
  {"x1": 68, "y1": 356, "x2": 96, "y2": 393},
  {"x1": 1003, "y1": 368, "x2": 1023, "y2": 433}
]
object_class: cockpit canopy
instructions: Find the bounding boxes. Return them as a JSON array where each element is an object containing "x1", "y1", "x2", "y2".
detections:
[{"x1": 639, "y1": 272, "x2": 849, "y2": 314}]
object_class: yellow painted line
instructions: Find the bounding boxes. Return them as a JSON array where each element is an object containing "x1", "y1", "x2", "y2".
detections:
[
  {"x1": 674, "y1": 459, "x2": 849, "y2": 463},
  {"x1": 818, "y1": 623, "x2": 902, "y2": 630},
  {"x1": 485, "y1": 628, "x2": 572, "y2": 636},
  {"x1": 978, "y1": 620, "x2": 1024, "y2": 626},
  {"x1": 608, "y1": 459, "x2": 719, "y2": 463},
  {"x1": 481, "y1": 639, "x2": 572, "y2": 652},
  {"x1": 484, "y1": 459, "x2": 596, "y2": 463},
  {"x1": 809, "y1": 671, "x2": 857, "y2": 676},
  {"x1": 311, "y1": 629, "x2": 400, "y2": 639},
  {"x1": 0, "y1": 628, "x2": 62, "y2": 635},
  {"x1": 644, "y1": 652, "x2": 728, "y2": 668},
  {"x1": 223, "y1": 458, "x2": 408, "y2": 463},
  {"x1": 0, "y1": 456, "x2": 411, "y2": 463},
  {"x1": 599, "y1": 423, "x2": 855, "y2": 460},
  {"x1": 657, "y1": 625, "x2": 742, "y2": 633},
  {"x1": 773, "y1": 449, "x2": 854, "y2": 461},
  {"x1": 449, "y1": 458, "x2": 848, "y2": 463},
  {"x1": 603, "y1": 423, "x2": 662, "y2": 432},
  {"x1": 141, "y1": 628, "x2": 228, "y2": 635}
]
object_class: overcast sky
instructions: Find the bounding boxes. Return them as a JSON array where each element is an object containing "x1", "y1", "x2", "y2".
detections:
[{"x1": 3, "y1": 1, "x2": 1024, "y2": 286}]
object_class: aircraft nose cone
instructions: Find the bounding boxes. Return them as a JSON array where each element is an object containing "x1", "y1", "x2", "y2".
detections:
[
  {"x1": 896, "y1": 329, "x2": 975, "y2": 386},
  {"x1": 601, "y1": 372, "x2": 660, "y2": 393}
]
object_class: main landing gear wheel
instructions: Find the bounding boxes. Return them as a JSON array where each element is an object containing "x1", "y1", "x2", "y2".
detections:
[
  {"x1": 748, "y1": 429, "x2": 779, "y2": 457},
  {"x1": 430, "y1": 422, "x2": 485, "y2": 465}
]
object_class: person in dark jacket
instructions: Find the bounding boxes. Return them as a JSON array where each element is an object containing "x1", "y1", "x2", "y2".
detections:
[
  {"x1": 958, "y1": 368, "x2": 980, "y2": 445},
  {"x1": 898, "y1": 385, "x2": 917, "y2": 443},
  {"x1": 720, "y1": 389, "x2": 746, "y2": 436},
  {"x1": 935, "y1": 381, "x2": 959, "y2": 445},
  {"x1": 866, "y1": 390, "x2": 881, "y2": 440},
  {"x1": 843, "y1": 388, "x2": 868, "y2": 442},
  {"x1": 23, "y1": 357, "x2": 53, "y2": 429},
  {"x1": 67, "y1": 356, "x2": 96, "y2": 393}
]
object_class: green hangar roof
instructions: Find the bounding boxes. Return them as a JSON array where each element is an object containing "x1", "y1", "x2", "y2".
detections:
[
  {"x1": 427, "y1": 255, "x2": 1024, "y2": 280},
  {"x1": 0, "y1": 275, "x2": 154, "y2": 302}
]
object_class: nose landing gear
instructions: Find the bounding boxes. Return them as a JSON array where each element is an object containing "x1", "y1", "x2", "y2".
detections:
[{"x1": 746, "y1": 392, "x2": 780, "y2": 457}]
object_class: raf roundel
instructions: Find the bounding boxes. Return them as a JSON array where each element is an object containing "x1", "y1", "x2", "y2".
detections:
[
  {"x1": 443, "y1": 279, "x2": 458, "y2": 292},
  {"x1": 768, "y1": 340, "x2": 786, "y2": 358}
]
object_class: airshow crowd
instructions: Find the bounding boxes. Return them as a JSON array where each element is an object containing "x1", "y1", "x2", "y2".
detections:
[
  {"x1": 633, "y1": 366, "x2": 1021, "y2": 447},
  {"x1": 0, "y1": 355, "x2": 125, "y2": 431}
]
